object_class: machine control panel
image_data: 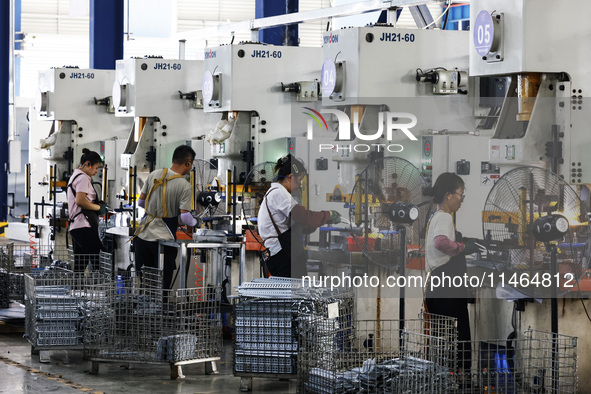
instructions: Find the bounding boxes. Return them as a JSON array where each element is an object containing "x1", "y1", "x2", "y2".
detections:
[{"x1": 421, "y1": 136, "x2": 433, "y2": 186}]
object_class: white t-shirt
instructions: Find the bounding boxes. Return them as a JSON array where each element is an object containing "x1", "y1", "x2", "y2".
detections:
[
  {"x1": 67, "y1": 169, "x2": 97, "y2": 231},
  {"x1": 257, "y1": 183, "x2": 298, "y2": 256},
  {"x1": 425, "y1": 210, "x2": 456, "y2": 272}
]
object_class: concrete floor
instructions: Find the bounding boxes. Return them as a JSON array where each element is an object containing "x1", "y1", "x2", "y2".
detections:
[{"x1": 0, "y1": 333, "x2": 296, "y2": 394}]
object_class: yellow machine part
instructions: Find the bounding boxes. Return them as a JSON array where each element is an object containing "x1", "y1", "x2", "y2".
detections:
[{"x1": 516, "y1": 73, "x2": 542, "y2": 122}]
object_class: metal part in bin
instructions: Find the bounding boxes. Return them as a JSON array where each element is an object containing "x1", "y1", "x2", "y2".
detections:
[
  {"x1": 298, "y1": 314, "x2": 458, "y2": 394},
  {"x1": 24, "y1": 270, "x2": 111, "y2": 351},
  {"x1": 454, "y1": 329, "x2": 578, "y2": 393},
  {"x1": 84, "y1": 283, "x2": 222, "y2": 379},
  {"x1": 234, "y1": 278, "x2": 355, "y2": 392}
]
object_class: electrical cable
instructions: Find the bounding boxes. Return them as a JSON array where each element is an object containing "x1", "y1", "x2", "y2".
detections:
[
  {"x1": 422, "y1": 1, "x2": 451, "y2": 30},
  {"x1": 441, "y1": 0, "x2": 451, "y2": 30},
  {"x1": 574, "y1": 279, "x2": 591, "y2": 323}
]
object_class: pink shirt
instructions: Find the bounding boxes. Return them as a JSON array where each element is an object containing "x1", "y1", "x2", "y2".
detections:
[{"x1": 67, "y1": 169, "x2": 97, "y2": 230}]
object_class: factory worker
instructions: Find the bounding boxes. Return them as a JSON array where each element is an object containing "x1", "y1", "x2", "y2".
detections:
[
  {"x1": 257, "y1": 154, "x2": 341, "y2": 278},
  {"x1": 67, "y1": 148, "x2": 107, "y2": 272},
  {"x1": 134, "y1": 145, "x2": 198, "y2": 289},
  {"x1": 424, "y1": 172, "x2": 479, "y2": 371}
]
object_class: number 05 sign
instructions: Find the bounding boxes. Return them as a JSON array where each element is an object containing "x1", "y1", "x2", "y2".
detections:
[{"x1": 474, "y1": 10, "x2": 498, "y2": 57}]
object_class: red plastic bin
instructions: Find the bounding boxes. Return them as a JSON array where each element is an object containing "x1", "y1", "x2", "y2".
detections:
[{"x1": 346, "y1": 236, "x2": 377, "y2": 252}]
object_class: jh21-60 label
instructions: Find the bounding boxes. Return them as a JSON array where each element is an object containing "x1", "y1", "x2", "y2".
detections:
[
  {"x1": 251, "y1": 50, "x2": 282, "y2": 59},
  {"x1": 380, "y1": 33, "x2": 416, "y2": 42},
  {"x1": 70, "y1": 72, "x2": 95, "y2": 79},
  {"x1": 153, "y1": 63, "x2": 182, "y2": 70}
]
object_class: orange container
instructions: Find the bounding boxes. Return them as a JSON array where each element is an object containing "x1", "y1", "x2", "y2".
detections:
[
  {"x1": 245, "y1": 230, "x2": 265, "y2": 251},
  {"x1": 347, "y1": 236, "x2": 377, "y2": 252},
  {"x1": 405, "y1": 244, "x2": 425, "y2": 270}
]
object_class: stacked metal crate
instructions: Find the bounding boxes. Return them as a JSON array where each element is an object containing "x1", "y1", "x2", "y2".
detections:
[
  {"x1": 84, "y1": 268, "x2": 222, "y2": 377},
  {"x1": 454, "y1": 329, "x2": 578, "y2": 393},
  {"x1": 297, "y1": 313, "x2": 458, "y2": 393},
  {"x1": 234, "y1": 278, "x2": 355, "y2": 383},
  {"x1": 24, "y1": 270, "x2": 111, "y2": 351},
  {"x1": 235, "y1": 299, "x2": 300, "y2": 375},
  {"x1": 0, "y1": 243, "x2": 11, "y2": 308},
  {"x1": 7, "y1": 244, "x2": 110, "y2": 303}
]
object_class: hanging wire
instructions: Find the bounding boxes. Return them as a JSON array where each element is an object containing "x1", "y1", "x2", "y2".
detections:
[{"x1": 422, "y1": 0, "x2": 452, "y2": 30}]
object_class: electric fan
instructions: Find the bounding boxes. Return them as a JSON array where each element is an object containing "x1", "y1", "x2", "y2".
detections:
[
  {"x1": 482, "y1": 166, "x2": 590, "y2": 299},
  {"x1": 348, "y1": 156, "x2": 431, "y2": 269},
  {"x1": 349, "y1": 156, "x2": 430, "y2": 331},
  {"x1": 241, "y1": 162, "x2": 277, "y2": 242},
  {"x1": 190, "y1": 159, "x2": 225, "y2": 229}
]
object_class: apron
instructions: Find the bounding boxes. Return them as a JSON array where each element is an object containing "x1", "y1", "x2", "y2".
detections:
[
  {"x1": 133, "y1": 168, "x2": 184, "y2": 241},
  {"x1": 68, "y1": 172, "x2": 100, "y2": 230},
  {"x1": 263, "y1": 189, "x2": 307, "y2": 278},
  {"x1": 424, "y1": 221, "x2": 472, "y2": 369},
  {"x1": 426, "y1": 231, "x2": 469, "y2": 300}
]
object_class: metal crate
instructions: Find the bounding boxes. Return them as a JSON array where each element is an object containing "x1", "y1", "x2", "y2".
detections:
[
  {"x1": 24, "y1": 270, "x2": 111, "y2": 350},
  {"x1": 6, "y1": 243, "x2": 112, "y2": 303},
  {"x1": 234, "y1": 278, "x2": 355, "y2": 382},
  {"x1": 0, "y1": 243, "x2": 18, "y2": 307},
  {"x1": 298, "y1": 313, "x2": 458, "y2": 394},
  {"x1": 454, "y1": 329, "x2": 578, "y2": 393},
  {"x1": 0, "y1": 270, "x2": 9, "y2": 309},
  {"x1": 84, "y1": 282, "x2": 222, "y2": 370}
]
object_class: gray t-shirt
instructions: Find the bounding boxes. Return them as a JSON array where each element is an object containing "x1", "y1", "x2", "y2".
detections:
[{"x1": 136, "y1": 168, "x2": 192, "y2": 242}]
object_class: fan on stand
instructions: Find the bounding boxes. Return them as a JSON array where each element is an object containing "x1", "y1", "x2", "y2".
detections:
[
  {"x1": 483, "y1": 166, "x2": 590, "y2": 300},
  {"x1": 482, "y1": 166, "x2": 590, "y2": 388},
  {"x1": 349, "y1": 157, "x2": 430, "y2": 331},
  {"x1": 241, "y1": 162, "x2": 276, "y2": 252},
  {"x1": 190, "y1": 159, "x2": 225, "y2": 241}
]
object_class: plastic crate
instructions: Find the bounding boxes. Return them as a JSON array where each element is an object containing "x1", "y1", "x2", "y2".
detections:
[{"x1": 346, "y1": 236, "x2": 377, "y2": 252}]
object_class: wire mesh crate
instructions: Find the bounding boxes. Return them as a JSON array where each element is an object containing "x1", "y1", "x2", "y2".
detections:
[
  {"x1": 5, "y1": 243, "x2": 112, "y2": 303},
  {"x1": 454, "y1": 329, "x2": 577, "y2": 393},
  {"x1": 84, "y1": 282, "x2": 222, "y2": 369},
  {"x1": 298, "y1": 313, "x2": 458, "y2": 393},
  {"x1": 24, "y1": 270, "x2": 111, "y2": 350},
  {"x1": 0, "y1": 267, "x2": 9, "y2": 308},
  {"x1": 234, "y1": 278, "x2": 356, "y2": 381}
]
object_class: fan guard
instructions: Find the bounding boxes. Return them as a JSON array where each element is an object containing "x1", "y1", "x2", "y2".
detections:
[
  {"x1": 191, "y1": 159, "x2": 224, "y2": 221},
  {"x1": 241, "y1": 162, "x2": 277, "y2": 239},
  {"x1": 348, "y1": 157, "x2": 430, "y2": 268},
  {"x1": 483, "y1": 166, "x2": 590, "y2": 297}
]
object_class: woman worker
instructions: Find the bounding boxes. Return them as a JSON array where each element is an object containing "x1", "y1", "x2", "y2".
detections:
[
  {"x1": 67, "y1": 148, "x2": 107, "y2": 272},
  {"x1": 257, "y1": 155, "x2": 341, "y2": 278},
  {"x1": 424, "y1": 172, "x2": 479, "y2": 371}
]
